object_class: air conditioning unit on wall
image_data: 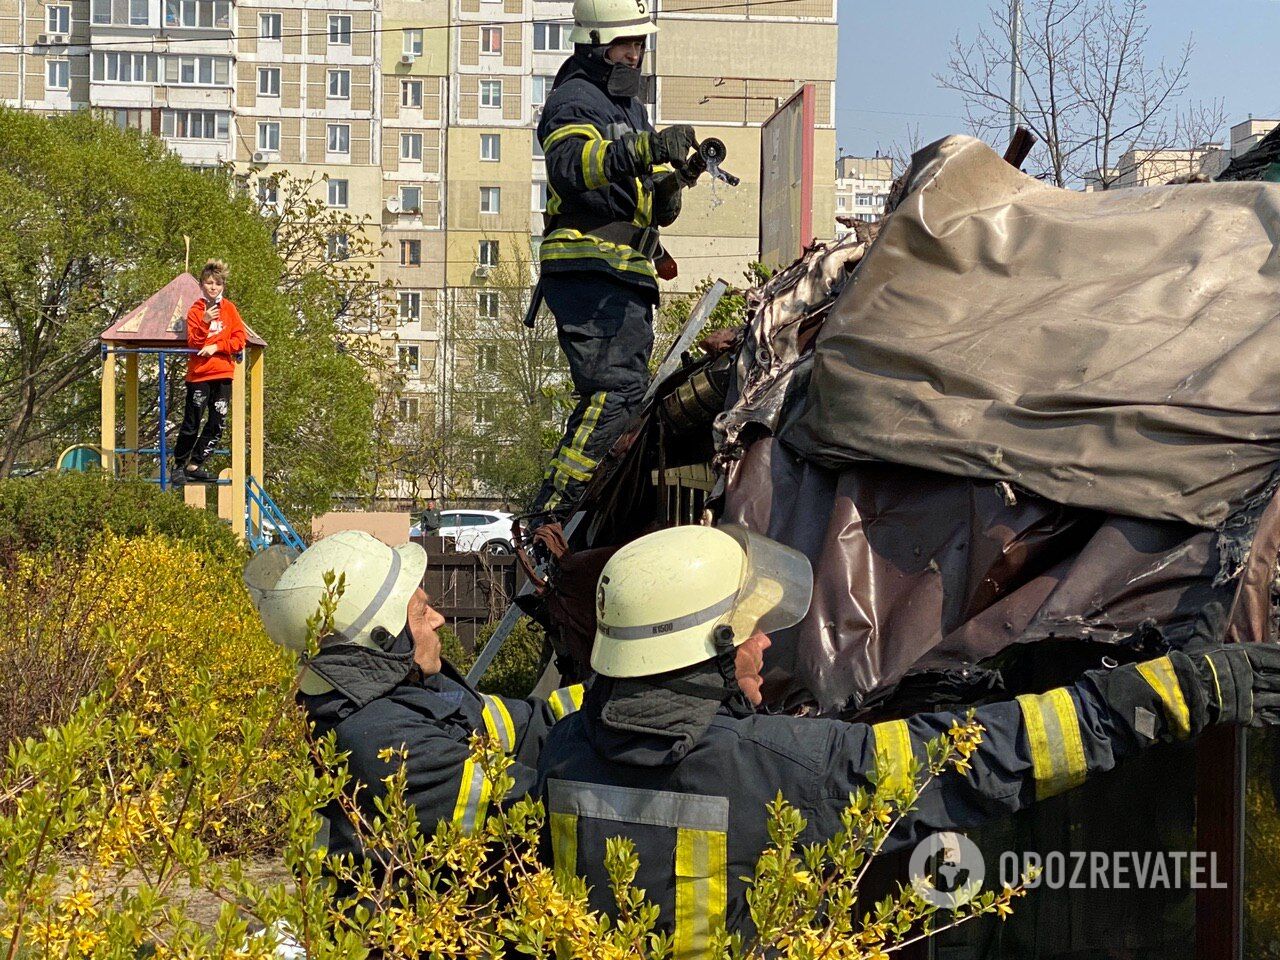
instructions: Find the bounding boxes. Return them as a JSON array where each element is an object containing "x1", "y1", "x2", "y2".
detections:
[
  {"x1": 252, "y1": 151, "x2": 267, "y2": 162},
  {"x1": 49, "y1": 33, "x2": 68, "y2": 44},
  {"x1": 400, "y1": 54, "x2": 416, "y2": 66}
]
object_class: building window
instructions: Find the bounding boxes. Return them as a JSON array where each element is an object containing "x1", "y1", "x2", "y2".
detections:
[
  {"x1": 479, "y1": 186, "x2": 500, "y2": 214},
  {"x1": 481, "y1": 26, "x2": 502, "y2": 53},
  {"x1": 476, "y1": 342, "x2": 499, "y2": 371},
  {"x1": 537, "y1": 339, "x2": 557, "y2": 368},
  {"x1": 327, "y1": 69, "x2": 350, "y2": 100},
  {"x1": 161, "y1": 110, "x2": 229, "y2": 140},
  {"x1": 259, "y1": 12, "x2": 281, "y2": 39},
  {"x1": 398, "y1": 344, "x2": 420, "y2": 374},
  {"x1": 328, "y1": 14, "x2": 351, "y2": 44},
  {"x1": 400, "y1": 185, "x2": 422, "y2": 214},
  {"x1": 399, "y1": 291, "x2": 421, "y2": 321},
  {"x1": 478, "y1": 239, "x2": 499, "y2": 267},
  {"x1": 327, "y1": 123, "x2": 350, "y2": 155},
  {"x1": 257, "y1": 67, "x2": 280, "y2": 97},
  {"x1": 327, "y1": 178, "x2": 348, "y2": 208},
  {"x1": 257, "y1": 179, "x2": 278, "y2": 207},
  {"x1": 92, "y1": 52, "x2": 158, "y2": 83},
  {"x1": 836, "y1": 196, "x2": 846, "y2": 210},
  {"x1": 532, "y1": 181, "x2": 548, "y2": 212},
  {"x1": 474, "y1": 395, "x2": 497, "y2": 425},
  {"x1": 400, "y1": 239, "x2": 421, "y2": 266},
  {"x1": 403, "y1": 29, "x2": 423, "y2": 57},
  {"x1": 398, "y1": 397, "x2": 419, "y2": 421},
  {"x1": 532, "y1": 74, "x2": 553, "y2": 106},
  {"x1": 163, "y1": 0, "x2": 231, "y2": 29},
  {"x1": 327, "y1": 233, "x2": 349, "y2": 261},
  {"x1": 46, "y1": 59, "x2": 69, "y2": 90},
  {"x1": 479, "y1": 80, "x2": 501, "y2": 108},
  {"x1": 480, "y1": 133, "x2": 500, "y2": 161},
  {"x1": 401, "y1": 79, "x2": 422, "y2": 108},
  {"x1": 856, "y1": 193, "x2": 872, "y2": 206},
  {"x1": 532, "y1": 136, "x2": 545, "y2": 160},
  {"x1": 47, "y1": 5, "x2": 70, "y2": 32},
  {"x1": 533, "y1": 22, "x2": 571, "y2": 52},
  {"x1": 163, "y1": 55, "x2": 228, "y2": 86},
  {"x1": 400, "y1": 132, "x2": 422, "y2": 161},
  {"x1": 256, "y1": 121, "x2": 279, "y2": 152},
  {"x1": 477, "y1": 293, "x2": 500, "y2": 322}
]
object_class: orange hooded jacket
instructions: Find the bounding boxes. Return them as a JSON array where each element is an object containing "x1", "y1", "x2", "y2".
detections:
[{"x1": 185, "y1": 297, "x2": 247, "y2": 383}]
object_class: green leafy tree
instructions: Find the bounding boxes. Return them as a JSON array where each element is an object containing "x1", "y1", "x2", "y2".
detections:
[
  {"x1": 0, "y1": 108, "x2": 376, "y2": 519},
  {"x1": 655, "y1": 263, "x2": 770, "y2": 368}
]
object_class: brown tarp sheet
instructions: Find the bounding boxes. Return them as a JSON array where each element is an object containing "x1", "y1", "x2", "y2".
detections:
[{"x1": 785, "y1": 135, "x2": 1280, "y2": 529}]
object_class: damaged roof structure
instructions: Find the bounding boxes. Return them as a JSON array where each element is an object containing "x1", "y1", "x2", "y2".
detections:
[{"x1": 523, "y1": 133, "x2": 1280, "y2": 959}]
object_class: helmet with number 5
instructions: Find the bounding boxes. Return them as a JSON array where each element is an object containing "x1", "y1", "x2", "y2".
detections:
[{"x1": 570, "y1": 0, "x2": 658, "y2": 45}]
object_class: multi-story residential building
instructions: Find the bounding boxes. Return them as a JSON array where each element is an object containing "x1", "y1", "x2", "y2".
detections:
[
  {"x1": 1100, "y1": 118, "x2": 1280, "y2": 188},
  {"x1": 1, "y1": 0, "x2": 838, "y2": 493},
  {"x1": 652, "y1": 0, "x2": 837, "y2": 291},
  {"x1": 833, "y1": 154, "x2": 892, "y2": 236}
]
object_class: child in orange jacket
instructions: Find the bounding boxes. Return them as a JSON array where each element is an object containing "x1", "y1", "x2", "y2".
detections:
[{"x1": 174, "y1": 259, "x2": 247, "y2": 482}]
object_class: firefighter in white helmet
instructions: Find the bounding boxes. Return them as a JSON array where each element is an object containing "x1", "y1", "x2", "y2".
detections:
[
  {"x1": 527, "y1": 0, "x2": 700, "y2": 522},
  {"x1": 536, "y1": 524, "x2": 1280, "y2": 953},
  {"x1": 244, "y1": 530, "x2": 584, "y2": 884}
]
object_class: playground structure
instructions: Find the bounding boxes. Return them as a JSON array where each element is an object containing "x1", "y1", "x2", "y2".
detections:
[{"x1": 98, "y1": 273, "x2": 301, "y2": 550}]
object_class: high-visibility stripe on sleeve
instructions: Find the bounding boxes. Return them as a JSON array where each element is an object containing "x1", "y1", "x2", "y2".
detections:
[
  {"x1": 479, "y1": 694, "x2": 516, "y2": 753},
  {"x1": 1136, "y1": 656, "x2": 1192, "y2": 740},
  {"x1": 674, "y1": 828, "x2": 727, "y2": 960},
  {"x1": 632, "y1": 176, "x2": 653, "y2": 227},
  {"x1": 550, "y1": 811, "x2": 578, "y2": 877},
  {"x1": 451, "y1": 756, "x2": 492, "y2": 834},
  {"x1": 871, "y1": 719, "x2": 914, "y2": 795},
  {"x1": 1017, "y1": 688, "x2": 1088, "y2": 800},
  {"x1": 543, "y1": 123, "x2": 602, "y2": 150},
  {"x1": 549, "y1": 684, "x2": 585, "y2": 720},
  {"x1": 1204, "y1": 654, "x2": 1223, "y2": 712},
  {"x1": 582, "y1": 138, "x2": 610, "y2": 189}
]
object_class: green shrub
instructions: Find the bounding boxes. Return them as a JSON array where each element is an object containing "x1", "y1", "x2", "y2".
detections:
[
  {"x1": 440, "y1": 617, "x2": 549, "y2": 700},
  {"x1": 0, "y1": 472, "x2": 244, "y2": 561}
]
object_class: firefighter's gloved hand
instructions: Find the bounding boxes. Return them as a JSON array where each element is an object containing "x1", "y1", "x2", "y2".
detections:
[
  {"x1": 652, "y1": 125, "x2": 698, "y2": 166},
  {"x1": 1199, "y1": 644, "x2": 1280, "y2": 726},
  {"x1": 652, "y1": 171, "x2": 683, "y2": 227}
]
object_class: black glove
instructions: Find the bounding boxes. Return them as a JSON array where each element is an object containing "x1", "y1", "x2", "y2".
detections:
[
  {"x1": 652, "y1": 171, "x2": 683, "y2": 227},
  {"x1": 651, "y1": 125, "x2": 697, "y2": 167},
  {"x1": 1198, "y1": 644, "x2": 1280, "y2": 726}
]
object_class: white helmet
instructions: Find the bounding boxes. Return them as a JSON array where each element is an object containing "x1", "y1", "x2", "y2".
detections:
[
  {"x1": 244, "y1": 530, "x2": 428, "y2": 653},
  {"x1": 570, "y1": 0, "x2": 658, "y2": 45},
  {"x1": 591, "y1": 525, "x2": 812, "y2": 678}
]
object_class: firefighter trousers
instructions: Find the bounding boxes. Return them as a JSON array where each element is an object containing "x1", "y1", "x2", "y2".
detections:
[{"x1": 530, "y1": 272, "x2": 655, "y2": 515}]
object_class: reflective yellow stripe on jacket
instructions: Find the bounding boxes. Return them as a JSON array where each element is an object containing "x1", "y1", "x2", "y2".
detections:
[
  {"x1": 539, "y1": 229, "x2": 658, "y2": 280},
  {"x1": 452, "y1": 755, "x2": 492, "y2": 834},
  {"x1": 547, "y1": 779, "x2": 728, "y2": 960},
  {"x1": 480, "y1": 693, "x2": 517, "y2": 753},
  {"x1": 871, "y1": 719, "x2": 914, "y2": 796},
  {"x1": 1016, "y1": 688, "x2": 1088, "y2": 800},
  {"x1": 1136, "y1": 656, "x2": 1192, "y2": 739},
  {"x1": 549, "y1": 684, "x2": 585, "y2": 721}
]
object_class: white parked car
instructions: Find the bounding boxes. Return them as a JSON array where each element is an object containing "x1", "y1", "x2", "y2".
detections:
[{"x1": 412, "y1": 509, "x2": 515, "y2": 555}]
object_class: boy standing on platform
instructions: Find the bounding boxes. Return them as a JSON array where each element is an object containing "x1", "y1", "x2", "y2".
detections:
[{"x1": 175, "y1": 259, "x2": 246, "y2": 483}]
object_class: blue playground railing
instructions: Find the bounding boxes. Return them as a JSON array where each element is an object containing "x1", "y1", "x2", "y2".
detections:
[{"x1": 246, "y1": 475, "x2": 305, "y2": 552}]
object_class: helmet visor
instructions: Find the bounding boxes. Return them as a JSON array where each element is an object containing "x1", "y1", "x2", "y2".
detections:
[
  {"x1": 718, "y1": 525, "x2": 813, "y2": 642},
  {"x1": 243, "y1": 545, "x2": 312, "y2": 651}
]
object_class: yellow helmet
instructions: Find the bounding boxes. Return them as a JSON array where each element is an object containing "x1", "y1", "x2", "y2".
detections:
[
  {"x1": 591, "y1": 525, "x2": 812, "y2": 678},
  {"x1": 570, "y1": 0, "x2": 658, "y2": 45},
  {"x1": 243, "y1": 530, "x2": 427, "y2": 653}
]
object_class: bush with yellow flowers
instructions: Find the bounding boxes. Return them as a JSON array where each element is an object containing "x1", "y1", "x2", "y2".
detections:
[{"x1": 0, "y1": 581, "x2": 1030, "y2": 960}]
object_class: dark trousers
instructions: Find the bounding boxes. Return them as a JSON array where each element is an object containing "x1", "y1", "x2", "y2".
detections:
[
  {"x1": 173, "y1": 379, "x2": 231, "y2": 466},
  {"x1": 530, "y1": 273, "x2": 655, "y2": 515}
]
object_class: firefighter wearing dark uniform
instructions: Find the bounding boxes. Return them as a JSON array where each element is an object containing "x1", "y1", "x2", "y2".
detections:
[
  {"x1": 244, "y1": 530, "x2": 584, "y2": 878},
  {"x1": 528, "y1": 0, "x2": 699, "y2": 517},
  {"x1": 536, "y1": 525, "x2": 1280, "y2": 957}
]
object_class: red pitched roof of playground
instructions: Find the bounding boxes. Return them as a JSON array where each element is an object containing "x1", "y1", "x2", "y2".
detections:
[{"x1": 100, "y1": 273, "x2": 267, "y2": 348}]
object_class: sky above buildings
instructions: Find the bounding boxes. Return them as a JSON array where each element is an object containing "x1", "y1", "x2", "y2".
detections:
[{"x1": 834, "y1": 0, "x2": 1280, "y2": 161}]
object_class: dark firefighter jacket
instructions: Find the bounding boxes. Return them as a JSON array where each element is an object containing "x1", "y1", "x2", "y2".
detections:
[
  {"x1": 538, "y1": 53, "x2": 678, "y2": 296},
  {"x1": 537, "y1": 651, "x2": 1229, "y2": 957},
  {"x1": 301, "y1": 630, "x2": 584, "y2": 870}
]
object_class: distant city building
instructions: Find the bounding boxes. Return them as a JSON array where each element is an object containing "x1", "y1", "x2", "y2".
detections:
[
  {"x1": 1097, "y1": 118, "x2": 1280, "y2": 189},
  {"x1": 834, "y1": 154, "x2": 892, "y2": 236}
]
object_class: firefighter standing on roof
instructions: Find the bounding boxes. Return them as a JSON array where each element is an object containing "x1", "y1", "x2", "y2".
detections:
[{"x1": 528, "y1": 0, "x2": 698, "y2": 519}]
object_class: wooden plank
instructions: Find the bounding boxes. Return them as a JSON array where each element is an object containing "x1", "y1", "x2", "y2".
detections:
[{"x1": 100, "y1": 352, "x2": 116, "y2": 475}]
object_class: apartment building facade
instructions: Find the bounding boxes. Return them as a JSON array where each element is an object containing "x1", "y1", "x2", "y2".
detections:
[
  {"x1": 833, "y1": 154, "x2": 892, "y2": 236},
  {"x1": 2, "y1": 0, "x2": 837, "y2": 492}
]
